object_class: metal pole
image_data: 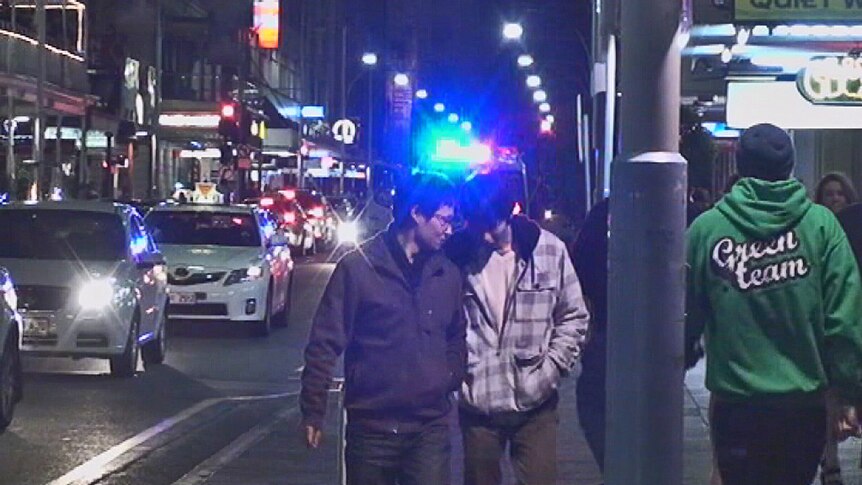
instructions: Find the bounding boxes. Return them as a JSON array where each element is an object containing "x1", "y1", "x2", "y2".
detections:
[
  {"x1": 152, "y1": 0, "x2": 163, "y2": 199},
  {"x1": 367, "y1": 67, "x2": 373, "y2": 193},
  {"x1": 605, "y1": 0, "x2": 686, "y2": 483},
  {"x1": 5, "y1": 0, "x2": 16, "y2": 197},
  {"x1": 35, "y1": 0, "x2": 46, "y2": 199},
  {"x1": 339, "y1": 26, "x2": 347, "y2": 196}
]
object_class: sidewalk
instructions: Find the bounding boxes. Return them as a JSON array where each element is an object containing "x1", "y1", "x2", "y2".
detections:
[{"x1": 196, "y1": 362, "x2": 862, "y2": 484}]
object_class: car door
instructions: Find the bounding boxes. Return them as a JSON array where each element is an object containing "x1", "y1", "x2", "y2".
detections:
[{"x1": 129, "y1": 214, "x2": 158, "y2": 337}]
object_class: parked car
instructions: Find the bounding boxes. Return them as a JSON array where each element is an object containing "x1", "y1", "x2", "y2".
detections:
[
  {"x1": 0, "y1": 268, "x2": 22, "y2": 432},
  {"x1": 144, "y1": 204, "x2": 294, "y2": 337},
  {"x1": 0, "y1": 202, "x2": 169, "y2": 377}
]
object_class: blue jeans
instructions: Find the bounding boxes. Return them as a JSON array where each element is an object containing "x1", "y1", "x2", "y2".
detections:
[{"x1": 345, "y1": 422, "x2": 451, "y2": 485}]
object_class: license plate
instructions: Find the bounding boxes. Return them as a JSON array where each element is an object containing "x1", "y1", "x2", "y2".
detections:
[
  {"x1": 169, "y1": 293, "x2": 197, "y2": 305},
  {"x1": 24, "y1": 317, "x2": 56, "y2": 337}
]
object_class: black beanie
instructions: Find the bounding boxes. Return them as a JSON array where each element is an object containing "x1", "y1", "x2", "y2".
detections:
[{"x1": 736, "y1": 123, "x2": 795, "y2": 181}]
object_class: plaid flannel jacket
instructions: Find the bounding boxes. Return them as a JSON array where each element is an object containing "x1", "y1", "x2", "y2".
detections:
[{"x1": 460, "y1": 229, "x2": 590, "y2": 414}]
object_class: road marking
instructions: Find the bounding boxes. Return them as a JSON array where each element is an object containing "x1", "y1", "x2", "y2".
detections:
[
  {"x1": 171, "y1": 404, "x2": 299, "y2": 485},
  {"x1": 44, "y1": 391, "x2": 299, "y2": 485}
]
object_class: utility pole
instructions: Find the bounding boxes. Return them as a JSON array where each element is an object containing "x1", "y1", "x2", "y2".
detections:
[
  {"x1": 35, "y1": 0, "x2": 46, "y2": 199},
  {"x1": 605, "y1": 1, "x2": 687, "y2": 485}
]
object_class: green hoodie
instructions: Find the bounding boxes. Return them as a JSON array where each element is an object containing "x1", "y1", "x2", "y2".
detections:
[{"x1": 687, "y1": 178, "x2": 862, "y2": 403}]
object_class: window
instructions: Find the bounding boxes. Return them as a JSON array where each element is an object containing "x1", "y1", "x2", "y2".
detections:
[
  {"x1": 0, "y1": 210, "x2": 127, "y2": 261},
  {"x1": 146, "y1": 212, "x2": 261, "y2": 248}
]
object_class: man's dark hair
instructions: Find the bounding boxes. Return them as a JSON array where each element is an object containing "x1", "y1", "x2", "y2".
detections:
[
  {"x1": 392, "y1": 172, "x2": 456, "y2": 227},
  {"x1": 460, "y1": 172, "x2": 516, "y2": 231}
]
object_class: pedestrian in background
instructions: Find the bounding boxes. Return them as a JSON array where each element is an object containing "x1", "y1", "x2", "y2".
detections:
[
  {"x1": 816, "y1": 172, "x2": 857, "y2": 215},
  {"x1": 814, "y1": 171, "x2": 860, "y2": 485},
  {"x1": 686, "y1": 123, "x2": 862, "y2": 485},
  {"x1": 300, "y1": 172, "x2": 466, "y2": 485},
  {"x1": 448, "y1": 172, "x2": 589, "y2": 485}
]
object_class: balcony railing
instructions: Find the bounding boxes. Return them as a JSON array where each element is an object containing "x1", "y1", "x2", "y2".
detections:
[{"x1": 0, "y1": 25, "x2": 88, "y2": 94}]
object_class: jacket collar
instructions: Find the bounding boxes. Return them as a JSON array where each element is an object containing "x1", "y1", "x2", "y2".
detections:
[
  {"x1": 447, "y1": 215, "x2": 542, "y2": 273},
  {"x1": 363, "y1": 226, "x2": 447, "y2": 289}
]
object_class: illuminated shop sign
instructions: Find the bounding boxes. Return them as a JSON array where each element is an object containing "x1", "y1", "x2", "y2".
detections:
[
  {"x1": 797, "y1": 56, "x2": 862, "y2": 105},
  {"x1": 736, "y1": 0, "x2": 862, "y2": 21},
  {"x1": 254, "y1": 0, "x2": 280, "y2": 50}
]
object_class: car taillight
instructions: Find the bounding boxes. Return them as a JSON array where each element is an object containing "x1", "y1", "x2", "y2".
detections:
[
  {"x1": 261, "y1": 197, "x2": 275, "y2": 208},
  {"x1": 279, "y1": 189, "x2": 296, "y2": 200},
  {"x1": 284, "y1": 212, "x2": 297, "y2": 224},
  {"x1": 309, "y1": 206, "x2": 324, "y2": 219}
]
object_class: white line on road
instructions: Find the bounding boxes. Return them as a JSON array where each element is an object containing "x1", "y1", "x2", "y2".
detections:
[
  {"x1": 44, "y1": 391, "x2": 299, "y2": 485},
  {"x1": 171, "y1": 404, "x2": 300, "y2": 485}
]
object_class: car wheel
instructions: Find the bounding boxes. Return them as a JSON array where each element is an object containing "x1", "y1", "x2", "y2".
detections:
[
  {"x1": 142, "y1": 306, "x2": 167, "y2": 366},
  {"x1": 0, "y1": 337, "x2": 20, "y2": 432},
  {"x1": 252, "y1": 286, "x2": 273, "y2": 337},
  {"x1": 273, "y1": 274, "x2": 293, "y2": 328},
  {"x1": 111, "y1": 314, "x2": 140, "y2": 378}
]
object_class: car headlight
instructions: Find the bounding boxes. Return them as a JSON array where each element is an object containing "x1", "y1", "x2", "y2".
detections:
[
  {"x1": 78, "y1": 279, "x2": 116, "y2": 310},
  {"x1": 224, "y1": 266, "x2": 264, "y2": 286},
  {"x1": 338, "y1": 222, "x2": 359, "y2": 245}
]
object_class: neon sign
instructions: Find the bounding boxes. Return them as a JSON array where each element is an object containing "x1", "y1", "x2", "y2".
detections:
[
  {"x1": 254, "y1": 0, "x2": 280, "y2": 50},
  {"x1": 797, "y1": 56, "x2": 862, "y2": 105}
]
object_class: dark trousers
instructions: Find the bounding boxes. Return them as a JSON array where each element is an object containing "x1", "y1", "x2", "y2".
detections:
[
  {"x1": 576, "y1": 333, "x2": 606, "y2": 472},
  {"x1": 345, "y1": 421, "x2": 451, "y2": 485},
  {"x1": 460, "y1": 395, "x2": 558, "y2": 485},
  {"x1": 712, "y1": 400, "x2": 827, "y2": 485}
]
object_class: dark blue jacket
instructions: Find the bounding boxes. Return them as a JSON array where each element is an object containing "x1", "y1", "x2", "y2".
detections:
[{"x1": 300, "y1": 230, "x2": 467, "y2": 432}]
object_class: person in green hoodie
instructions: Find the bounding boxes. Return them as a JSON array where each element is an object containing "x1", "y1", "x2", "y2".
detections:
[{"x1": 686, "y1": 123, "x2": 862, "y2": 485}]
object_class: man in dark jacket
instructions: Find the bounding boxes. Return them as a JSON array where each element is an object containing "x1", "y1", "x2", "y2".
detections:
[{"x1": 300, "y1": 173, "x2": 467, "y2": 485}]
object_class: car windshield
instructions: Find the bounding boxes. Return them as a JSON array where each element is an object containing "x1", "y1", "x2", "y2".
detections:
[
  {"x1": 146, "y1": 211, "x2": 261, "y2": 247},
  {"x1": 0, "y1": 210, "x2": 126, "y2": 261}
]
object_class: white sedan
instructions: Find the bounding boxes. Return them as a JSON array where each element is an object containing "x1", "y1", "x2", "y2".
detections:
[
  {"x1": 0, "y1": 202, "x2": 170, "y2": 377},
  {"x1": 145, "y1": 205, "x2": 294, "y2": 337},
  {"x1": 0, "y1": 268, "x2": 22, "y2": 431}
]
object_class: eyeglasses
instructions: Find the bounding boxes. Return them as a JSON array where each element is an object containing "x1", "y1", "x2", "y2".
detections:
[{"x1": 432, "y1": 213, "x2": 456, "y2": 230}]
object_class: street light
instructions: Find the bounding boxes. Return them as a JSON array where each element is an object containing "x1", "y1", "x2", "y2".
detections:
[
  {"x1": 416, "y1": 89, "x2": 429, "y2": 99},
  {"x1": 461, "y1": 121, "x2": 472, "y2": 132},
  {"x1": 526, "y1": 75, "x2": 542, "y2": 88},
  {"x1": 434, "y1": 102, "x2": 446, "y2": 113},
  {"x1": 503, "y1": 22, "x2": 524, "y2": 41},
  {"x1": 533, "y1": 90, "x2": 548, "y2": 103},
  {"x1": 393, "y1": 73, "x2": 410, "y2": 87},
  {"x1": 448, "y1": 113, "x2": 460, "y2": 123},
  {"x1": 517, "y1": 54, "x2": 534, "y2": 68},
  {"x1": 545, "y1": 114, "x2": 555, "y2": 124},
  {"x1": 361, "y1": 52, "x2": 378, "y2": 66},
  {"x1": 540, "y1": 119, "x2": 553, "y2": 133},
  {"x1": 539, "y1": 102, "x2": 551, "y2": 113}
]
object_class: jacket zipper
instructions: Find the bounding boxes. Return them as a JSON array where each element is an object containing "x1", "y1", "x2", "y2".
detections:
[{"x1": 497, "y1": 259, "x2": 530, "y2": 352}]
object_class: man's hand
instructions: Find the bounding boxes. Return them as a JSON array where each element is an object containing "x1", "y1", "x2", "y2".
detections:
[{"x1": 305, "y1": 425, "x2": 323, "y2": 449}]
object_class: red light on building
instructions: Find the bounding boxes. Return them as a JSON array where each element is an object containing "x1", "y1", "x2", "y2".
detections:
[
  {"x1": 283, "y1": 212, "x2": 297, "y2": 224},
  {"x1": 254, "y1": 0, "x2": 280, "y2": 50},
  {"x1": 279, "y1": 189, "x2": 296, "y2": 200},
  {"x1": 260, "y1": 197, "x2": 275, "y2": 208}
]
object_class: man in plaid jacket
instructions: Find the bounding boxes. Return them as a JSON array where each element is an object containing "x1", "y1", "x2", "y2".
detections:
[{"x1": 447, "y1": 173, "x2": 590, "y2": 485}]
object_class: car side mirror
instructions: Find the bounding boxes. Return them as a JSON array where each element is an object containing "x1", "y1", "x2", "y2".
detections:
[{"x1": 137, "y1": 251, "x2": 167, "y2": 269}]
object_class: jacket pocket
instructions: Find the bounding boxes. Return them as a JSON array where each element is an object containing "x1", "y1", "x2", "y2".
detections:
[
  {"x1": 511, "y1": 284, "x2": 555, "y2": 350},
  {"x1": 512, "y1": 347, "x2": 560, "y2": 410}
]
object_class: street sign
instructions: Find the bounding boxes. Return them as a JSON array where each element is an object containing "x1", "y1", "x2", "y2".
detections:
[
  {"x1": 333, "y1": 119, "x2": 357, "y2": 144},
  {"x1": 736, "y1": 0, "x2": 862, "y2": 21}
]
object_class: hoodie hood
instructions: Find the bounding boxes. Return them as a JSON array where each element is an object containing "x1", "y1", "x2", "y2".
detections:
[{"x1": 716, "y1": 177, "x2": 812, "y2": 240}]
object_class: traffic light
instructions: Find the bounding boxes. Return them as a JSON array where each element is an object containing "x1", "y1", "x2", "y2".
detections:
[{"x1": 218, "y1": 102, "x2": 240, "y2": 142}]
